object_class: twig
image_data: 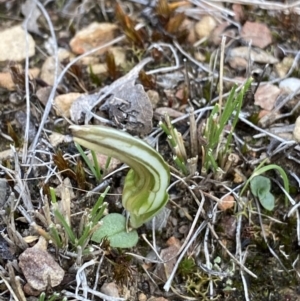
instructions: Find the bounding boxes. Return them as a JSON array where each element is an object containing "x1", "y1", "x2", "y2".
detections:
[{"x1": 239, "y1": 114, "x2": 295, "y2": 143}]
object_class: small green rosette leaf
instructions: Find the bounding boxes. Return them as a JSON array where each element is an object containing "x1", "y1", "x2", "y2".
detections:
[
  {"x1": 92, "y1": 213, "x2": 138, "y2": 248},
  {"x1": 250, "y1": 175, "x2": 275, "y2": 211}
]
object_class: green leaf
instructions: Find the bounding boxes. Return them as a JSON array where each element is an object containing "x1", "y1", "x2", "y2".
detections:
[
  {"x1": 259, "y1": 191, "x2": 275, "y2": 211},
  {"x1": 92, "y1": 213, "x2": 138, "y2": 248},
  {"x1": 250, "y1": 176, "x2": 271, "y2": 197},
  {"x1": 250, "y1": 176, "x2": 275, "y2": 211},
  {"x1": 240, "y1": 160, "x2": 290, "y2": 207}
]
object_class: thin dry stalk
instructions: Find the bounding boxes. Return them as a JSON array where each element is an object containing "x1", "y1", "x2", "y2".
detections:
[
  {"x1": 7, "y1": 262, "x2": 26, "y2": 301},
  {"x1": 0, "y1": 271, "x2": 21, "y2": 301},
  {"x1": 218, "y1": 35, "x2": 226, "y2": 113},
  {"x1": 189, "y1": 105, "x2": 198, "y2": 158}
]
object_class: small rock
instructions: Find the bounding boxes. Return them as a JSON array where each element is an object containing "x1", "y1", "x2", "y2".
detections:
[
  {"x1": 23, "y1": 283, "x2": 41, "y2": 296},
  {"x1": 166, "y1": 236, "x2": 181, "y2": 249},
  {"x1": 109, "y1": 47, "x2": 127, "y2": 67},
  {"x1": 254, "y1": 84, "x2": 281, "y2": 111},
  {"x1": 148, "y1": 297, "x2": 169, "y2": 301},
  {"x1": 194, "y1": 51, "x2": 206, "y2": 62},
  {"x1": 258, "y1": 111, "x2": 281, "y2": 128},
  {"x1": 178, "y1": 207, "x2": 189, "y2": 219},
  {"x1": 88, "y1": 63, "x2": 107, "y2": 75},
  {"x1": 89, "y1": 153, "x2": 120, "y2": 174},
  {"x1": 70, "y1": 22, "x2": 118, "y2": 55},
  {"x1": 79, "y1": 55, "x2": 99, "y2": 65},
  {"x1": 154, "y1": 107, "x2": 185, "y2": 120},
  {"x1": 241, "y1": 21, "x2": 272, "y2": 49},
  {"x1": 228, "y1": 56, "x2": 248, "y2": 70},
  {"x1": 181, "y1": 18, "x2": 196, "y2": 44},
  {"x1": 100, "y1": 282, "x2": 119, "y2": 298},
  {"x1": 175, "y1": 88, "x2": 186, "y2": 102},
  {"x1": 87, "y1": 47, "x2": 126, "y2": 75},
  {"x1": 210, "y1": 22, "x2": 236, "y2": 46},
  {"x1": 138, "y1": 292, "x2": 147, "y2": 301},
  {"x1": 178, "y1": 225, "x2": 189, "y2": 234},
  {"x1": 49, "y1": 132, "x2": 71, "y2": 148},
  {"x1": 21, "y1": 0, "x2": 42, "y2": 36},
  {"x1": 40, "y1": 49, "x2": 71, "y2": 85},
  {"x1": 154, "y1": 237, "x2": 181, "y2": 281},
  {"x1": 9, "y1": 92, "x2": 23, "y2": 105},
  {"x1": 218, "y1": 195, "x2": 235, "y2": 211},
  {"x1": 145, "y1": 207, "x2": 171, "y2": 230},
  {"x1": 0, "y1": 72, "x2": 15, "y2": 90},
  {"x1": 279, "y1": 77, "x2": 300, "y2": 93},
  {"x1": 15, "y1": 111, "x2": 36, "y2": 142},
  {"x1": 147, "y1": 90, "x2": 160, "y2": 108},
  {"x1": 0, "y1": 67, "x2": 39, "y2": 91},
  {"x1": 54, "y1": 92, "x2": 83, "y2": 117},
  {"x1": 293, "y1": 116, "x2": 300, "y2": 142},
  {"x1": 19, "y1": 245, "x2": 65, "y2": 291},
  {"x1": 0, "y1": 25, "x2": 35, "y2": 62},
  {"x1": 195, "y1": 16, "x2": 217, "y2": 39},
  {"x1": 219, "y1": 215, "x2": 237, "y2": 239},
  {"x1": 36, "y1": 86, "x2": 56, "y2": 107},
  {"x1": 227, "y1": 47, "x2": 278, "y2": 70},
  {"x1": 275, "y1": 57, "x2": 294, "y2": 78},
  {"x1": 232, "y1": 4, "x2": 245, "y2": 22}
]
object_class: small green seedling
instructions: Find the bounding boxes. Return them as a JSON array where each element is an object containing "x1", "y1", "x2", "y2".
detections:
[
  {"x1": 250, "y1": 175, "x2": 275, "y2": 211},
  {"x1": 241, "y1": 160, "x2": 290, "y2": 209},
  {"x1": 203, "y1": 78, "x2": 252, "y2": 173},
  {"x1": 75, "y1": 143, "x2": 102, "y2": 181},
  {"x1": 38, "y1": 292, "x2": 65, "y2": 301},
  {"x1": 48, "y1": 186, "x2": 109, "y2": 250},
  {"x1": 160, "y1": 114, "x2": 189, "y2": 175}
]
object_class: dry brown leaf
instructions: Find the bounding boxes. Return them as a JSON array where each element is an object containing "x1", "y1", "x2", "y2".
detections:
[{"x1": 100, "y1": 84, "x2": 153, "y2": 135}]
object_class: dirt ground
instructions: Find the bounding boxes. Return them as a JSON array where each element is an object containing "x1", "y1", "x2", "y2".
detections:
[{"x1": 1, "y1": 1, "x2": 300, "y2": 301}]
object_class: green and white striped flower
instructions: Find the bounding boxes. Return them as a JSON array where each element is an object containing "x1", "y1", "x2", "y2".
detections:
[{"x1": 70, "y1": 125, "x2": 170, "y2": 228}]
